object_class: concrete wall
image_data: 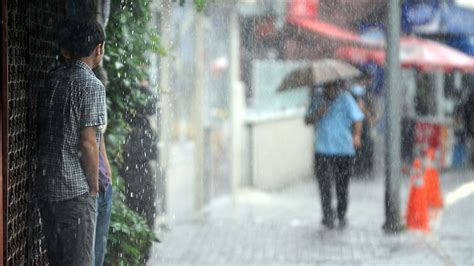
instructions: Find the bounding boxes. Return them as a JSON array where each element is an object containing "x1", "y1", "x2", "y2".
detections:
[
  {"x1": 246, "y1": 110, "x2": 314, "y2": 190},
  {"x1": 246, "y1": 60, "x2": 315, "y2": 190}
]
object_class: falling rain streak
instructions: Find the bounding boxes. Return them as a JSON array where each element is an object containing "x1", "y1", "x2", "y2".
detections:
[{"x1": 4, "y1": 0, "x2": 474, "y2": 265}]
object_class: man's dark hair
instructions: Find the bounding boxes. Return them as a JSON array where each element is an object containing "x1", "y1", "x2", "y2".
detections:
[{"x1": 56, "y1": 19, "x2": 105, "y2": 59}]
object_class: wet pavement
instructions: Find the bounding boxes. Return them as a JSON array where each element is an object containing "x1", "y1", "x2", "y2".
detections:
[{"x1": 148, "y1": 166, "x2": 474, "y2": 266}]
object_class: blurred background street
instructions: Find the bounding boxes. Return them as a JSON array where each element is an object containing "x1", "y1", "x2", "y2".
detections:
[
  {"x1": 145, "y1": 1, "x2": 474, "y2": 265},
  {"x1": 149, "y1": 134, "x2": 474, "y2": 265}
]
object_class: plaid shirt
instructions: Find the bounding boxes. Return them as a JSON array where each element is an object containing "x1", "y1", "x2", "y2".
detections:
[{"x1": 36, "y1": 60, "x2": 106, "y2": 201}]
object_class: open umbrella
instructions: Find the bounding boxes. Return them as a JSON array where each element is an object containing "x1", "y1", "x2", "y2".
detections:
[{"x1": 277, "y1": 59, "x2": 361, "y2": 91}]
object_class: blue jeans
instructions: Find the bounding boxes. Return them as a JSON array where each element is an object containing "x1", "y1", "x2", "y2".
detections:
[{"x1": 94, "y1": 185, "x2": 113, "y2": 266}]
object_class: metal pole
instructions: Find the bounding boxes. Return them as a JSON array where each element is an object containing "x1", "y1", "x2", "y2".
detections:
[
  {"x1": 383, "y1": 0, "x2": 403, "y2": 233},
  {"x1": 193, "y1": 10, "x2": 205, "y2": 212},
  {"x1": 434, "y1": 72, "x2": 444, "y2": 118}
]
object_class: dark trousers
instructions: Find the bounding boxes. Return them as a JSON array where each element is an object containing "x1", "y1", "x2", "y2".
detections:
[
  {"x1": 315, "y1": 154, "x2": 353, "y2": 223},
  {"x1": 39, "y1": 193, "x2": 97, "y2": 266}
]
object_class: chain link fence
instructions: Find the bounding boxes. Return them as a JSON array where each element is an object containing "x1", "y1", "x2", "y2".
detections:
[{"x1": 7, "y1": 0, "x2": 62, "y2": 264}]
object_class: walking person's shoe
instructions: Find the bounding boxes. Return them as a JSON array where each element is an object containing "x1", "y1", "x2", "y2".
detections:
[
  {"x1": 321, "y1": 219, "x2": 335, "y2": 229},
  {"x1": 338, "y1": 218, "x2": 347, "y2": 229}
]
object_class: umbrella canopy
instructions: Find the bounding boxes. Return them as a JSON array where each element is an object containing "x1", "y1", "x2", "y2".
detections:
[
  {"x1": 278, "y1": 59, "x2": 361, "y2": 92},
  {"x1": 335, "y1": 36, "x2": 474, "y2": 72}
]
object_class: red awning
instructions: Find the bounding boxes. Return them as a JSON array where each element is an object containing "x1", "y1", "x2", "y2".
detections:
[
  {"x1": 287, "y1": 0, "x2": 320, "y2": 19},
  {"x1": 335, "y1": 46, "x2": 385, "y2": 65},
  {"x1": 287, "y1": 16, "x2": 366, "y2": 44},
  {"x1": 335, "y1": 36, "x2": 474, "y2": 72}
]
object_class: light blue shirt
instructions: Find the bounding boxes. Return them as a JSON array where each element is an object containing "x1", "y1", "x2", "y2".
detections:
[{"x1": 306, "y1": 89, "x2": 364, "y2": 156}]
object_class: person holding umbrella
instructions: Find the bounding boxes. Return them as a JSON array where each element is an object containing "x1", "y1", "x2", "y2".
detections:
[
  {"x1": 305, "y1": 78, "x2": 363, "y2": 229},
  {"x1": 279, "y1": 59, "x2": 363, "y2": 229}
]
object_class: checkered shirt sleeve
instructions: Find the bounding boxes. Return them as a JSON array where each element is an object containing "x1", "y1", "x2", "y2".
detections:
[{"x1": 81, "y1": 83, "x2": 106, "y2": 128}]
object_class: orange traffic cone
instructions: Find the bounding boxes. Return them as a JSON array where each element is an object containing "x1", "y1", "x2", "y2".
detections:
[
  {"x1": 406, "y1": 158, "x2": 429, "y2": 231},
  {"x1": 424, "y1": 148, "x2": 443, "y2": 209}
]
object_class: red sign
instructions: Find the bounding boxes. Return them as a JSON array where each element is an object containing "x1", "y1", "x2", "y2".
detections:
[{"x1": 414, "y1": 122, "x2": 441, "y2": 150}]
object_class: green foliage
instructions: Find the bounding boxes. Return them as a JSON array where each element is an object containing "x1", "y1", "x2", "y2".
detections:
[
  {"x1": 106, "y1": 191, "x2": 159, "y2": 265},
  {"x1": 172, "y1": 0, "x2": 207, "y2": 11},
  {"x1": 103, "y1": 0, "x2": 160, "y2": 264},
  {"x1": 194, "y1": 0, "x2": 206, "y2": 11},
  {"x1": 103, "y1": 0, "x2": 209, "y2": 264},
  {"x1": 103, "y1": 0, "x2": 164, "y2": 165}
]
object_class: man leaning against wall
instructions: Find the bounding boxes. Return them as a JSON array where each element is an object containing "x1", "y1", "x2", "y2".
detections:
[{"x1": 35, "y1": 20, "x2": 106, "y2": 266}]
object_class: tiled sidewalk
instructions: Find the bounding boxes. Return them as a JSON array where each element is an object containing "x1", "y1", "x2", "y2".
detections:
[{"x1": 148, "y1": 168, "x2": 474, "y2": 265}]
